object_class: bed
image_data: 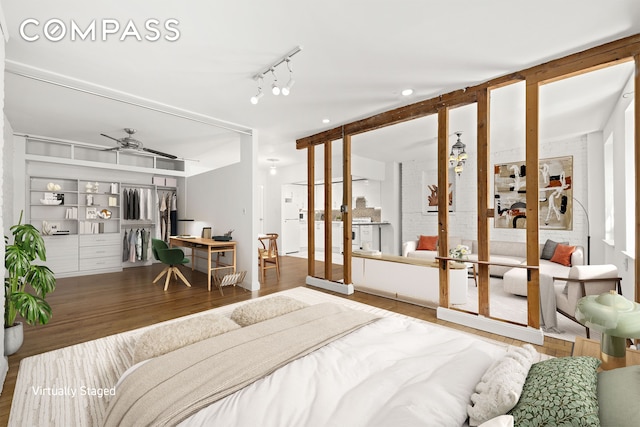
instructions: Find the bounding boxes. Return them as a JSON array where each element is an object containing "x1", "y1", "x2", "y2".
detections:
[{"x1": 10, "y1": 287, "x2": 639, "y2": 427}]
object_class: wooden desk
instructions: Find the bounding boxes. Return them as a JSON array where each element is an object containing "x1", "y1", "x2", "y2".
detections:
[
  {"x1": 169, "y1": 237, "x2": 237, "y2": 292},
  {"x1": 572, "y1": 336, "x2": 640, "y2": 370}
]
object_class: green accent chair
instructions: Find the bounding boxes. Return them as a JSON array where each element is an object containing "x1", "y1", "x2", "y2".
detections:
[{"x1": 151, "y1": 238, "x2": 192, "y2": 291}]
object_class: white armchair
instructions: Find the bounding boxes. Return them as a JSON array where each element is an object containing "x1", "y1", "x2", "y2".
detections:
[{"x1": 553, "y1": 264, "x2": 622, "y2": 338}]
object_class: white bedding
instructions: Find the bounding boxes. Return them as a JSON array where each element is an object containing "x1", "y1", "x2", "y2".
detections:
[{"x1": 179, "y1": 316, "x2": 506, "y2": 427}]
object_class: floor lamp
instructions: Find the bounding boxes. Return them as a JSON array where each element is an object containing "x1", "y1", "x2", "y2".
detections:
[{"x1": 572, "y1": 197, "x2": 590, "y2": 265}]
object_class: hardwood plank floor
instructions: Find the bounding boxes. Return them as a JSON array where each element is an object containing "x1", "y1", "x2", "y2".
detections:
[{"x1": 0, "y1": 256, "x2": 572, "y2": 426}]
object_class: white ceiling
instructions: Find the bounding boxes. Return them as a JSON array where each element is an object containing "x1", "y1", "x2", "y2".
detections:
[{"x1": 2, "y1": 1, "x2": 640, "y2": 173}]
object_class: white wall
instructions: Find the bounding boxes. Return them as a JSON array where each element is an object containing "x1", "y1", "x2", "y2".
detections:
[
  {"x1": 187, "y1": 132, "x2": 259, "y2": 290},
  {"x1": 601, "y1": 72, "x2": 635, "y2": 298},
  {"x1": 401, "y1": 135, "x2": 590, "y2": 255},
  {"x1": 262, "y1": 151, "x2": 395, "y2": 249},
  {"x1": 380, "y1": 161, "x2": 401, "y2": 254},
  {"x1": 0, "y1": 8, "x2": 8, "y2": 390}
]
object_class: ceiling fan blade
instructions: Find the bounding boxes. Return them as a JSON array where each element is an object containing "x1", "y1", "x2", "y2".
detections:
[
  {"x1": 100, "y1": 147, "x2": 120, "y2": 152},
  {"x1": 100, "y1": 133, "x2": 122, "y2": 143},
  {"x1": 142, "y1": 147, "x2": 178, "y2": 159}
]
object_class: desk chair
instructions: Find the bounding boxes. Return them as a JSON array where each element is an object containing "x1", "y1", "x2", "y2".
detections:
[
  {"x1": 152, "y1": 238, "x2": 192, "y2": 291},
  {"x1": 258, "y1": 233, "x2": 280, "y2": 282}
]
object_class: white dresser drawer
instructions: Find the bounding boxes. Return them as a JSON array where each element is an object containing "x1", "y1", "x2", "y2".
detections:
[
  {"x1": 43, "y1": 235, "x2": 79, "y2": 251},
  {"x1": 79, "y1": 233, "x2": 121, "y2": 247},
  {"x1": 37, "y1": 236, "x2": 79, "y2": 274},
  {"x1": 79, "y1": 244, "x2": 120, "y2": 259},
  {"x1": 79, "y1": 255, "x2": 122, "y2": 271},
  {"x1": 46, "y1": 257, "x2": 80, "y2": 274}
]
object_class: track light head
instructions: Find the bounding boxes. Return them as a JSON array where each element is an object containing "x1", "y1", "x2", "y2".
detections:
[
  {"x1": 282, "y1": 78, "x2": 295, "y2": 96},
  {"x1": 250, "y1": 91, "x2": 264, "y2": 105},
  {"x1": 270, "y1": 69, "x2": 280, "y2": 95}
]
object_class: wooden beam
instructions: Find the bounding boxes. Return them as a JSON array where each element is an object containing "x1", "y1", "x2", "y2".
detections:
[
  {"x1": 343, "y1": 134, "x2": 353, "y2": 284},
  {"x1": 525, "y1": 80, "x2": 541, "y2": 329},
  {"x1": 324, "y1": 140, "x2": 332, "y2": 279},
  {"x1": 437, "y1": 108, "x2": 450, "y2": 308},
  {"x1": 477, "y1": 88, "x2": 491, "y2": 317},
  {"x1": 296, "y1": 127, "x2": 344, "y2": 150},
  {"x1": 635, "y1": 54, "x2": 640, "y2": 304},
  {"x1": 527, "y1": 40, "x2": 640, "y2": 85},
  {"x1": 344, "y1": 90, "x2": 477, "y2": 136},
  {"x1": 307, "y1": 146, "x2": 315, "y2": 277}
]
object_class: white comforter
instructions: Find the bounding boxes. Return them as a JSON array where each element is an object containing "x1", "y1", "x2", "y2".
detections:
[{"x1": 179, "y1": 316, "x2": 505, "y2": 427}]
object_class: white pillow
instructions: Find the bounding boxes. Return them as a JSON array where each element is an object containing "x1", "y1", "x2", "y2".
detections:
[
  {"x1": 230, "y1": 295, "x2": 308, "y2": 326},
  {"x1": 479, "y1": 415, "x2": 514, "y2": 427},
  {"x1": 467, "y1": 344, "x2": 538, "y2": 426},
  {"x1": 133, "y1": 312, "x2": 240, "y2": 364}
]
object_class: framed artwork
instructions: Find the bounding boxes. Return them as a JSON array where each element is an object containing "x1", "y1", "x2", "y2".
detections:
[
  {"x1": 422, "y1": 169, "x2": 455, "y2": 214},
  {"x1": 494, "y1": 155, "x2": 573, "y2": 229},
  {"x1": 86, "y1": 207, "x2": 98, "y2": 220}
]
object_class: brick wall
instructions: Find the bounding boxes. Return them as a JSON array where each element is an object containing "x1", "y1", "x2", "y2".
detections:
[{"x1": 401, "y1": 135, "x2": 589, "y2": 251}]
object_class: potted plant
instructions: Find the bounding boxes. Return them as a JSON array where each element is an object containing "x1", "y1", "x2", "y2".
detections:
[{"x1": 4, "y1": 211, "x2": 56, "y2": 355}]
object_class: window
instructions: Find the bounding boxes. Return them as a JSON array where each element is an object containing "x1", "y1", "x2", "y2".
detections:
[
  {"x1": 604, "y1": 133, "x2": 614, "y2": 242},
  {"x1": 624, "y1": 102, "x2": 635, "y2": 255}
]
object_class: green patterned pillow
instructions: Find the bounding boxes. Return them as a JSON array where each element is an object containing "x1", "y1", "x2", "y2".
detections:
[{"x1": 508, "y1": 356, "x2": 601, "y2": 426}]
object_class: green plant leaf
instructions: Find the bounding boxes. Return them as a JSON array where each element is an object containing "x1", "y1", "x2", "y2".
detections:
[
  {"x1": 10, "y1": 222, "x2": 47, "y2": 261},
  {"x1": 24, "y1": 265, "x2": 56, "y2": 297},
  {"x1": 9, "y1": 292, "x2": 53, "y2": 326},
  {"x1": 5, "y1": 245, "x2": 31, "y2": 278}
]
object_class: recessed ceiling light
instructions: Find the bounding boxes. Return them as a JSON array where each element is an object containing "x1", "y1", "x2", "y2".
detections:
[
  {"x1": 401, "y1": 88, "x2": 414, "y2": 96},
  {"x1": 322, "y1": 118, "x2": 330, "y2": 124}
]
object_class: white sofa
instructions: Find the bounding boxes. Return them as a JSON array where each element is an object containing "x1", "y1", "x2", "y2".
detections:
[{"x1": 402, "y1": 237, "x2": 584, "y2": 296}]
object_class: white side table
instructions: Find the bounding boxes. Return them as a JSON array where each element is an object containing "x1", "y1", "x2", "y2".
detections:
[{"x1": 449, "y1": 265, "x2": 468, "y2": 305}]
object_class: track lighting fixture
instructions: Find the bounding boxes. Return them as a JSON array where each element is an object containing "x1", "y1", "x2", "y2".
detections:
[
  {"x1": 270, "y1": 69, "x2": 280, "y2": 96},
  {"x1": 250, "y1": 46, "x2": 302, "y2": 104},
  {"x1": 281, "y1": 58, "x2": 295, "y2": 96},
  {"x1": 250, "y1": 76, "x2": 264, "y2": 105}
]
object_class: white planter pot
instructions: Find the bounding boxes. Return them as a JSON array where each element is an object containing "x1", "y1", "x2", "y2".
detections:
[{"x1": 4, "y1": 322, "x2": 24, "y2": 356}]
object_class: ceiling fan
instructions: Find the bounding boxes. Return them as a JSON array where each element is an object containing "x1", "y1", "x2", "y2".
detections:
[{"x1": 100, "y1": 128, "x2": 178, "y2": 159}]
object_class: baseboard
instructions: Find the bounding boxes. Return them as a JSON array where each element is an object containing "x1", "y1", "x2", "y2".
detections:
[
  {"x1": 436, "y1": 307, "x2": 545, "y2": 345},
  {"x1": 306, "y1": 276, "x2": 354, "y2": 295}
]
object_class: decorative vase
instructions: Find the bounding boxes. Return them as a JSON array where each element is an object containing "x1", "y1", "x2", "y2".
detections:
[{"x1": 4, "y1": 322, "x2": 24, "y2": 356}]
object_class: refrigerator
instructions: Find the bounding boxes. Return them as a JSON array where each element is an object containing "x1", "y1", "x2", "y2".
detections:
[{"x1": 282, "y1": 200, "x2": 300, "y2": 254}]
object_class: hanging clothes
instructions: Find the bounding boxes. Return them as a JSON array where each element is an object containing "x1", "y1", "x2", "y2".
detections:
[
  {"x1": 146, "y1": 188, "x2": 153, "y2": 220},
  {"x1": 160, "y1": 192, "x2": 167, "y2": 242},
  {"x1": 154, "y1": 188, "x2": 161, "y2": 240},
  {"x1": 122, "y1": 230, "x2": 129, "y2": 262},
  {"x1": 170, "y1": 192, "x2": 178, "y2": 236},
  {"x1": 128, "y1": 188, "x2": 135, "y2": 220},
  {"x1": 136, "y1": 229, "x2": 142, "y2": 260},
  {"x1": 123, "y1": 190, "x2": 130, "y2": 220},
  {"x1": 134, "y1": 189, "x2": 141, "y2": 220},
  {"x1": 128, "y1": 229, "x2": 137, "y2": 262},
  {"x1": 141, "y1": 229, "x2": 149, "y2": 261},
  {"x1": 165, "y1": 192, "x2": 172, "y2": 241},
  {"x1": 139, "y1": 189, "x2": 145, "y2": 222}
]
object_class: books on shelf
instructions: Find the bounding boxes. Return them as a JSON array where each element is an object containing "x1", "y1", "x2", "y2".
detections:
[
  {"x1": 80, "y1": 221, "x2": 100, "y2": 234},
  {"x1": 65, "y1": 207, "x2": 78, "y2": 219}
]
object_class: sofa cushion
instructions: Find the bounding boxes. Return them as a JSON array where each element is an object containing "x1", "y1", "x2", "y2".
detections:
[
  {"x1": 540, "y1": 239, "x2": 568, "y2": 260},
  {"x1": 407, "y1": 250, "x2": 437, "y2": 263},
  {"x1": 550, "y1": 243, "x2": 576, "y2": 267},
  {"x1": 417, "y1": 235, "x2": 438, "y2": 251}
]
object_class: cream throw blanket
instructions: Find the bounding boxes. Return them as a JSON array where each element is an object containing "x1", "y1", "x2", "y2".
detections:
[{"x1": 103, "y1": 303, "x2": 378, "y2": 427}]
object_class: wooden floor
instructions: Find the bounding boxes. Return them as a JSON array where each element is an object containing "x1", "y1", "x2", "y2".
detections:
[{"x1": 0, "y1": 256, "x2": 572, "y2": 426}]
